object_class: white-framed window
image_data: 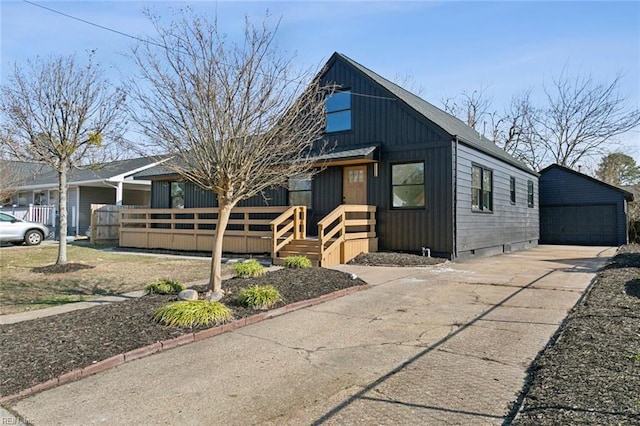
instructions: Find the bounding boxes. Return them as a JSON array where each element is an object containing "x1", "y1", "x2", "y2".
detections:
[{"x1": 527, "y1": 180, "x2": 534, "y2": 208}]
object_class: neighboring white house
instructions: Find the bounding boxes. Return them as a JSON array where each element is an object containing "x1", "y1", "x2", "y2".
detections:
[{"x1": 1, "y1": 156, "x2": 169, "y2": 236}]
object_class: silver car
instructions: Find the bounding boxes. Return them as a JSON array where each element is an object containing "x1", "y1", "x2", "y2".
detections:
[{"x1": 0, "y1": 212, "x2": 50, "y2": 246}]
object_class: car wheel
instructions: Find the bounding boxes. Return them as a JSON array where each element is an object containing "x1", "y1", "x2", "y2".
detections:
[{"x1": 25, "y1": 230, "x2": 43, "y2": 246}]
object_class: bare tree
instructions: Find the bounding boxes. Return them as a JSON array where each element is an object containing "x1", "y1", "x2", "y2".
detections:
[
  {"x1": 492, "y1": 92, "x2": 550, "y2": 170},
  {"x1": 0, "y1": 161, "x2": 23, "y2": 205},
  {"x1": 129, "y1": 10, "x2": 332, "y2": 297},
  {"x1": 596, "y1": 152, "x2": 640, "y2": 186},
  {"x1": 447, "y1": 71, "x2": 640, "y2": 172},
  {"x1": 0, "y1": 53, "x2": 127, "y2": 265},
  {"x1": 441, "y1": 86, "x2": 494, "y2": 135},
  {"x1": 528, "y1": 72, "x2": 640, "y2": 169},
  {"x1": 391, "y1": 71, "x2": 426, "y2": 97}
]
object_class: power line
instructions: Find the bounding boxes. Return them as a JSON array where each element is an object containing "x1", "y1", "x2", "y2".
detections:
[
  {"x1": 22, "y1": 0, "x2": 181, "y2": 54},
  {"x1": 21, "y1": 0, "x2": 397, "y2": 102}
]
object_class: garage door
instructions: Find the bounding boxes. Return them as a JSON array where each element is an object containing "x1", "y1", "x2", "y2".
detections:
[{"x1": 540, "y1": 204, "x2": 617, "y2": 245}]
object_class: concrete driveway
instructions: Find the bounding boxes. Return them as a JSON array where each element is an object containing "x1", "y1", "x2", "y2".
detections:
[{"x1": 6, "y1": 245, "x2": 614, "y2": 425}]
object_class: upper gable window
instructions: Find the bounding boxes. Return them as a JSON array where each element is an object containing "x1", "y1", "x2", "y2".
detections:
[{"x1": 326, "y1": 90, "x2": 351, "y2": 133}]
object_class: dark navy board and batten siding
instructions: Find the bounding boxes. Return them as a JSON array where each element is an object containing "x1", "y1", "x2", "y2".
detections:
[
  {"x1": 147, "y1": 53, "x2": 539, "y2": 260},
  {"x1": 455, "y1": 143, "x2": 539, "y2": 258},
  {"x1": 539, "y1": 165, "x2": 629, "y2": 246},
  {"x1": 319, "y1": 57, "x2": 455, "y2": 255}
]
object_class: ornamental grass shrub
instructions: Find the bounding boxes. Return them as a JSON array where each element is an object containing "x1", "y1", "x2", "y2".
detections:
[
  {"x1": 144, "y1": 279, "x2": 186, "y2": 295},
  {"x1": 236, "y1": 285, "x2": 283, "y2": 310},
  {"x1": 234, "y1": 259, "x2": 265, "y2": 278},
  {"x1": 282, "y1": 255, "x2": 312, "y2": 269},
  {"x1": 153, "y1": 300, "x2": 232, "y2": 328}
]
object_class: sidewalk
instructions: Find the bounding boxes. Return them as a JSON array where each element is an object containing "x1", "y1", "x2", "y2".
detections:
[{"x1": 5, "y1": 245, "x2": 614, "y2": 425}]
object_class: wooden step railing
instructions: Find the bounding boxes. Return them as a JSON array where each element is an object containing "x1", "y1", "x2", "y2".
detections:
[
  {"x1": 318, "y1": 205, "x2": 376, "y2": 266},
  {"x1": 270, "y1": 206, "x2": 307, "y2": 258}
]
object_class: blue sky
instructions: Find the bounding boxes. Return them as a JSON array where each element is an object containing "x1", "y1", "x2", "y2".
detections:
[{"x1": 1, "y1": 0, "x2": 639, "y2": 161}]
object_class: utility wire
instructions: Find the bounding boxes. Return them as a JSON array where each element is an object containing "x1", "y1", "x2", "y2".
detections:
[
  {"x1": 21, "y1": 0, "x2": 397, "y2": 101},
  {"x1": 22, "y1": 0, "x2": 180, "y2": 54}
]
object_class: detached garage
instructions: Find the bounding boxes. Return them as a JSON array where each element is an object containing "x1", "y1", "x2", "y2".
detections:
[{"x1": 539, "y1": 164, "x2": 634, "y2": 246}]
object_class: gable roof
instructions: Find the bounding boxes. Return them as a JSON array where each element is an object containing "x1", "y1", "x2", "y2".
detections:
[
  {"x1": 539, "y1": 163, "x2": 634, "y2": 201},
  {"x1": 328, "y1": 53, "x2": 536, "y2": 175},
  {"x1": 2, "y1": 156, "x2": 169, "y2": 189}
]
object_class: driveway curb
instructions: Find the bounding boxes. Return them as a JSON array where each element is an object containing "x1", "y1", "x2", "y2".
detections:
[{"x1": 0, "y1": 283, "x2": 372, "y2": 405}]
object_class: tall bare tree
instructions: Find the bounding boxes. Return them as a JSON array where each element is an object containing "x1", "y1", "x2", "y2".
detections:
[
  {"x1": 0, "y1": 53, "x2": 127, "y2": 264},
  {"x1": 441, "y1": 86, "x2": 494, "y2": 135},
  {"x1": 445, "y1": 72, "x2": 639, "y2": 171},
  {"x1": 492, "y1": 92, "x2": 550, "y2": 170},
  {"x1": 129, "y1": 10, "x2": 331, "y2": 297},
  {"x1": 527, "y1": 72, "x2": 640, "y2": 169}
]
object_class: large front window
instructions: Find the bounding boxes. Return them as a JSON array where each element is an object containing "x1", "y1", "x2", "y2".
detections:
[
  {"x1": 472, "y1": 165, "x2": 493, "y2": 212},
  {"x1": 391, "y1": 162, "x2": 425, "y2": 208},
  {"x1": 326, "y1": 90, "x2": 351, "y2": 132},
  {"x1": 289, "y1": 175, "x2": 312, "y2": 209},
  {"x1": 170, "y1": 181, "x2": 185, "y2": 209}
]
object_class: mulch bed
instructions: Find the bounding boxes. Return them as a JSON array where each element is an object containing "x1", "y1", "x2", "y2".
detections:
[
  {"x1": 0, "y1": 267, "x2": 366, "y2": 398},
  {"x1": 511, "y1": 244, "x2": 640, "y2": 425},
  {"x1": 348, "y1": 251, "x2": 446, "y2": 266}
]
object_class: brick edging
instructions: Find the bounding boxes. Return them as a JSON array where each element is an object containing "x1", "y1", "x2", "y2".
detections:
[{"x1": 0, "y1": 284, "x2": 372, "y2": 404}]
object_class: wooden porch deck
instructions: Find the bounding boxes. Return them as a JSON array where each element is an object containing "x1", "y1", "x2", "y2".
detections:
[{"x1": 119, "y1": 205, "x2": 377, "y2": 267}]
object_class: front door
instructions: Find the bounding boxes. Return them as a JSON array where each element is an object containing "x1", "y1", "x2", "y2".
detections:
[{"x1": 343, "y1": 165, "x2": 367, "y2": 204}]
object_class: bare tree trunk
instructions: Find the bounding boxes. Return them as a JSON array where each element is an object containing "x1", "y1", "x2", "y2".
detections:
[
  {"x1": 56, "y1": 162, "x2": 68, "y2": 265},
  {"x1": 209, "y1": 200, "x2": 234, "y2": 295}
]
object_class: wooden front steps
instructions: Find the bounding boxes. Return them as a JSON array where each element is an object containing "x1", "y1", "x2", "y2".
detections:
[{"x1": 273, "y1": 238, "x2": 320, "y2": 267}]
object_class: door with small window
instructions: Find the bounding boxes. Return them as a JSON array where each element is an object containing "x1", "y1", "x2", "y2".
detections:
[{"x1": 343, "y1": 165, "x2": 367, "y2": 204}]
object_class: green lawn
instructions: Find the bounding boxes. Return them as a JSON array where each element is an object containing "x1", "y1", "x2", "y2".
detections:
[{"x1": 0, "y1": 244, "x2": 232, "y2": 315}]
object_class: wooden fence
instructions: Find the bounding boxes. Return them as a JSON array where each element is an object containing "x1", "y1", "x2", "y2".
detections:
[
  {"x1": 91, "y1": 204, "x2": 147, "y2": 245},
  {"x1": 119, "y1": 206, "x2": 292, "y2": 253}
]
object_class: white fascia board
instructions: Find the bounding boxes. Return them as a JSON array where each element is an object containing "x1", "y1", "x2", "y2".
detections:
[
  {"x1": 13, "y1": 183, "x2": 59, "y2": 191},
  {"x1": 106, "y1": 158, "x2": 172, "y2": 183}
]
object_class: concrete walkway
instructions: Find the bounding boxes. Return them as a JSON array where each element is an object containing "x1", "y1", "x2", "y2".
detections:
[{"x1": 4, "y1": 245, "x2": 614, "y2": 425}]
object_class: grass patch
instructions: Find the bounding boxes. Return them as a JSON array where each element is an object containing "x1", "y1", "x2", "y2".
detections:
[
  {"x1": 144, "y1": 279, "x2": 186, "y2": 295},
  {"x1": 153, "y1": 300, "x2": 232, "y2": 328},
  {"x1": 282, "y1": 255, "x2": 312, "y2": 269},
  {"x1": 0, "y1": 244, "x2": 231, "y2": 315},
  {"x1": 236, "y1": 285, "x2": 283, "y2": 309},
  {"x1": 31, "y1": 295, "x2": 88, "y2": 306},
  {"x1": 233, "y1": 259, "x2": 265, "y2": 278}
]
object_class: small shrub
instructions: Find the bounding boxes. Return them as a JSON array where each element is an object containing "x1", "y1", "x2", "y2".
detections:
[
  {"x1": 234, "y1": 259, "x2": 265, "y2": 278},
  {"x1": 144, "y1": 279, "x2": 186, "y2": 295},
  {"x1": 282, "y1": 255, "x2": 312, "y2": 269},
  {"x1": 154, "y1": 300, "x2": 232, "y2": 328},
  {"x1": 236, "y1": 285, "x2": 283, "y2": 310}
]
